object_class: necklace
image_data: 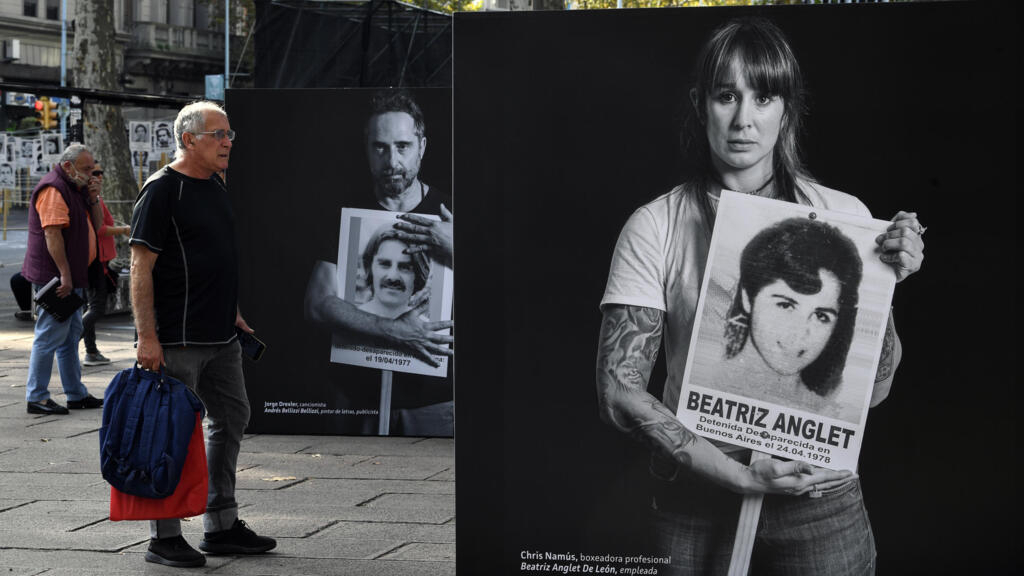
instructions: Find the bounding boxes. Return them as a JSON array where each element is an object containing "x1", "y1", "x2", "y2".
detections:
[{"x1": 715, "y1": 173, "x2": 776, "y2": 197}]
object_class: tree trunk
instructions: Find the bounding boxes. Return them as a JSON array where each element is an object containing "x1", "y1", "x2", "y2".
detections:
[{"x1": 72, "y1": 0, "x2": 136, "y2": 234}]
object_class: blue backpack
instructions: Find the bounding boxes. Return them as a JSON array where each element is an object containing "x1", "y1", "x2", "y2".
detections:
[{"x1": 99, "y1": 367, "x2": 205, "y2": 499}]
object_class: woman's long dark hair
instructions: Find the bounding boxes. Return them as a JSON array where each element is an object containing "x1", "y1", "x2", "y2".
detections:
[{"x1": 682, "y1": 18, "x2": 814, "y2": 226}]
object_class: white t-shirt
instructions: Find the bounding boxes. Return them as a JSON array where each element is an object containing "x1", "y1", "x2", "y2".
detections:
[{"x1": 600, "y1": 181, "x2": 871, "y2": 415}]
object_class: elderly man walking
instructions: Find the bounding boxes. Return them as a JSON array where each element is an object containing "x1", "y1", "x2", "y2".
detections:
[
  {"x1": 21, "y1": 144, "x2": 105, "y2": 415},
  {"x1": 130, "y1": 101, "x2": 275, "y2": 567}
]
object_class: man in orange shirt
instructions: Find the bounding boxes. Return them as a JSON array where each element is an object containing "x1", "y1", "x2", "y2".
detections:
[{"x1": 21, "y1": 143, "x2": 106, "y2": 415}]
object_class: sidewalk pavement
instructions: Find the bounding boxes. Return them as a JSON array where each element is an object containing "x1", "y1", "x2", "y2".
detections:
[{"x1": 0, "y1": 298, "x2": 455, "y2": 574}]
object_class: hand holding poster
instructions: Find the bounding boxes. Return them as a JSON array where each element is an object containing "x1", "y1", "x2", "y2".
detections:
[
  {"x1": 330, "y1": 207, "x2": 453, "y2": 377},
  {"x1": 676, "y1": 191, "x2": 896, "y2": 471}
]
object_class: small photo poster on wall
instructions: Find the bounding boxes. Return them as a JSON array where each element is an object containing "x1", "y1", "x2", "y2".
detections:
[{"x1": 129, "y1": 121, "x2": 151, "y2": 151}]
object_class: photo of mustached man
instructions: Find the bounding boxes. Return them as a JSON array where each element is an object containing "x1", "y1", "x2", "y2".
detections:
[
  {"x1": 357, "y1": 224, "x2": 431, "y2": 319},
  {"x1": 305, "y1": 89, "x2": 454, "y2": 437}
]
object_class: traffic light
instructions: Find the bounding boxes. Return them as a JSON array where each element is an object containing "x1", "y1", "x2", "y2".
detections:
[{"x1": 34, "y1": 98, "x2": 58, "y2": 131}]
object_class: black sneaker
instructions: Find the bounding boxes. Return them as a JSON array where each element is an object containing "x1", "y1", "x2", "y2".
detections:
[
  {"x1": 199, "y1": 519, "x2": 276, "y2": 555},
  {"x1": 145, "y1": 535, "x2": 206, "y2": 567},
  {"x1": 67, "y1": 394, "x2": 104, "y2": 409}
]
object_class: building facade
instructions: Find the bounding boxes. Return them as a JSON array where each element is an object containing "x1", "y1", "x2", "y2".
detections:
[{"x1": 0, "y1": 0, "x2": 248, "y2": 96}]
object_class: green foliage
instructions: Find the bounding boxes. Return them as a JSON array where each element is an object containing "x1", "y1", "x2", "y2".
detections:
[{"x1": 419, "y1": 0, "x2": 485, "y2": 12}]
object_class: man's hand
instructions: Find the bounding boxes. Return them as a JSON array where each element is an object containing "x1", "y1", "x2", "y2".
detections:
[
  {"x1": 236, "y1": 310, "x2": 254, "y2": 334},
  {"x1": 393, "y1": 204, "x2": 453, "y2": 268},
  {"x1": 87, "y1": 177, "x2": 101, "y2": 200},
  {"x1": 875, "y1": 210, "x2": 925, "y2": 283},
  {"x1": 305, "y1": 260, "x2": 454, "y2": 367},
  {"x1": 743, "y1": 457, "x2": 854, "y2": 496},
  {"x1": 56, "y1": 274, "x2": 72, "y2": 298},
  {"x1": 137, "y1": 334, "x2": 164, "y2": 371},
  {"x1": 382, "y1": 289, "x2": 454, "y2": 367}
]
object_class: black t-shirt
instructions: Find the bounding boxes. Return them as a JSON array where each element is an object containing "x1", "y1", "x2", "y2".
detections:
[
  {"x1": 130, "y1": 167, "x2": 238, "y2": 346},
  {"x1": 355, "y1": 185, "x2": 450, "y2": 216}
]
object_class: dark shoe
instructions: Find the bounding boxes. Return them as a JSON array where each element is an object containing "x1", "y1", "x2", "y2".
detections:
[
  {"x1": 67, "y1": 394, "x2": 103, "y2": 409},
  {"x1": 83, "y1": 352, "x2": 112, "y2": 366},
  {"x1": 145, "y1": 535, "x2": 206, "y2": 567},
  {"x1": 14, "y1": 310, "x2": 33, "y2": 321},
  {"x1": 27, "y1": 399, "x2": 69, "y2": 415},
  {"x1": 199, "y1": 519, "x2": 276, "y2": 555}
]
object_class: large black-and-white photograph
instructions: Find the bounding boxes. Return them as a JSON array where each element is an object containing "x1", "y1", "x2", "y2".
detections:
[
  {"x1": 227, "y1": 87, "x2": 453, "y2": 436},
  {"x1": 677, "y1": 192, "x2": 895, "y2": 470},
  {"x1": 454, "y1": 3, "x2": 1016, "y2": 575},
  {"x1": 328, "y1": 207, "x2": 452, "y2": 377}
]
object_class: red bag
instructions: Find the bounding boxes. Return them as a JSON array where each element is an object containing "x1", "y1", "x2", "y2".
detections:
[{"x1": 109, "y1": 413, "x2": 207, "y2": 521}]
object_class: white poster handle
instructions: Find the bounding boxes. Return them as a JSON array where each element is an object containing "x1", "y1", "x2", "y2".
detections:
[{"x1": 726, "y1": 450, "x2": 771, "y2": 576}]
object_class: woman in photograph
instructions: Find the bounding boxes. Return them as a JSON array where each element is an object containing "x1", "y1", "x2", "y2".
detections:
[
  {"x1": 717, "y1": 217, "x2": 863, "y2": 416},
  {"x1": 597, "y1": 17, "x2": 925, "y2": 575}
]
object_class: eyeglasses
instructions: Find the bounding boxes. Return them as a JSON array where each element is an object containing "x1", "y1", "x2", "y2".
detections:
[
  {"x1": 92, "y1": 170, "x2": 104, "y2": 176},
  {"x1": 193, "y1": 129, "x2": 236, "y2": 142}
]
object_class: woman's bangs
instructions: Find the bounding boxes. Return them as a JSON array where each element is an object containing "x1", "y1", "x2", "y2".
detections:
[{"x1": 734, "y1": 41, "x2": 796, "y2": 99}]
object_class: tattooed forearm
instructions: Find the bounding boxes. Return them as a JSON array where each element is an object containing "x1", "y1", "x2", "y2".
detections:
[
  {"x1": 874, "y1": 312, "x2": 897, "y2": 383},
  {"x1": 596, "y1": 305, "x2": 697, "y2": 467}
]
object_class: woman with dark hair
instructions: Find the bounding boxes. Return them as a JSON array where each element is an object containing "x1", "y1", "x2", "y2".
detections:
[
  {"x1": 597, "y1": 17, "x2": 925, "y2": 575},
  {"x1": 721, "y1": 217, "x2": 863, "y2": 415}
]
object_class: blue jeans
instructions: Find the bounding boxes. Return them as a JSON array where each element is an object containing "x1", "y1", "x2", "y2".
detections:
[
  {"x1": 25, "y1": 287, "x2": 90, "y2": 403},
  {"x1": 151, "y1": 341, "x2": 250, "y2": 538},
  {"x1": 650, "y1": 477, "x2": 876, "y2": 575}
]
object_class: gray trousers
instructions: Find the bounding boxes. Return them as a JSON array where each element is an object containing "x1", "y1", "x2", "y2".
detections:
[{"x1": 151, "y1": 340, "x2": 249, "y2": 538}]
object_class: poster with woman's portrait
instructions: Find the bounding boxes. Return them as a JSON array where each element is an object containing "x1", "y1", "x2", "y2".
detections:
[
  {"x1": 330, "y1": 207, "x2": 453, "y2": 377},
  {"x1": 676, "y1": 192, "x2": 895, "y2": 471}
]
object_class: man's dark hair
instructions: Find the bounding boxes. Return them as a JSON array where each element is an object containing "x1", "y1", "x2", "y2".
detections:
[
  {"x1": 361, "y1": 223, "x2": 430, "y2": 297},
  {"x1": 366, "y1": 90, "x2": 426, "y2": 139}
]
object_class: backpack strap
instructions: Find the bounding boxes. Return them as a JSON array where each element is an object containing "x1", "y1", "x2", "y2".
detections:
[{"x1": 117, "y1": 368, "x2": 158, "y2": 462}]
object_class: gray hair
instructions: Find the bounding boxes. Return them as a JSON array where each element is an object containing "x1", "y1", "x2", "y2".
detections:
[
  {"x1": 59, "y1": 143, "x2": 90, "y2": 165},
  {"x1": 173, "y1": 101, "x2": 227, "y2": 159}
]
